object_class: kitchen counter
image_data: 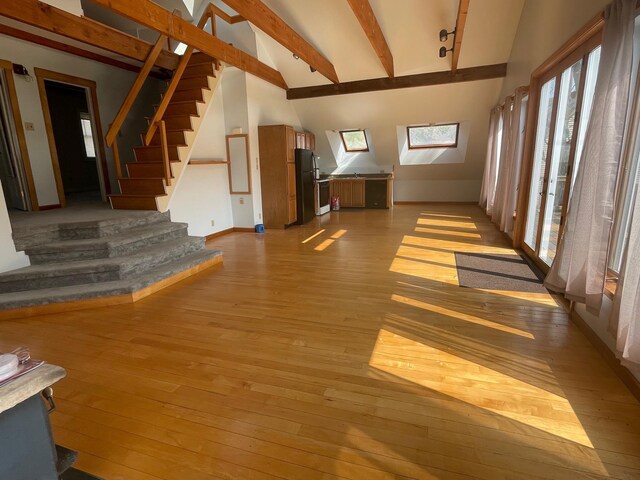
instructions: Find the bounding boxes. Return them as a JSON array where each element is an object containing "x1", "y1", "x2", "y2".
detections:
[{"x1": 320, "y1": 173, "x2": 393, "y2": 180}]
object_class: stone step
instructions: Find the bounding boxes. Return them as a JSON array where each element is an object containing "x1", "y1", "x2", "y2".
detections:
[
  {"x1": 25, "y1": 222, "x2": 188, "y2": 264},
  {"x1": 0, "y1": 236, "x2": 204, "y2": 293},
  {"x1": 12, "y1": 211, "x2": 170, "y2": 250},
  {"x1": 0, "y1": 249, "x2": 222, "y2": 311}
]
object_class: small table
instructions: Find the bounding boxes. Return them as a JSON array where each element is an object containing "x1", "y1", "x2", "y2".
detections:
[{"x1": 0, "y1": 363, "x2": 66, "y2": 480}]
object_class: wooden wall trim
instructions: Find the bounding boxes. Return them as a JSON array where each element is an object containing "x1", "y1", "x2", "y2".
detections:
[
  {"x1": 34, "y1": 67, "x2": 111, "y2": 207},
  {"x1": 570, "y1": 308, "x2": 640, "y2": 402},
  {"x1": 0, "y1": 24, "x2": 167, "y2": 79},
  {"x1": 0, "y1": 58, "x2": 39, "y2": 210},
  {"x1": 287, "y1": 63, "x2": 507, "y2": 99}
]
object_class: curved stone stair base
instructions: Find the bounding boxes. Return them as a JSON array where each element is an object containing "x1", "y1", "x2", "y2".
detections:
[{"x1": 0, "y1": 211, "x2": 222, "y2": 319}]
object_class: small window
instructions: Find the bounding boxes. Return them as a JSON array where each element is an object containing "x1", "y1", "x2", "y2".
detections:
[
  {"x1": 407, "y1": 123, "x2": 459, "y2": 149},
  {"x1": 339, "y1": 129, "x2": 369, "y2": 152},
  {"x1": 80, "y1": 114, "x2": 96, "y2": 159}
]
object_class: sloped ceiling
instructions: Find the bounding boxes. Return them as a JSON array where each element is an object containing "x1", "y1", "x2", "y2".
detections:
[{"x1": 237, "y1": 0, "x2": 524, "y2": 88}]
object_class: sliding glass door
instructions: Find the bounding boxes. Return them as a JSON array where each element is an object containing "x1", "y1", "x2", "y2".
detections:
[{"x1": 522, "y1": 43, "x2": 601, "y2": 269}]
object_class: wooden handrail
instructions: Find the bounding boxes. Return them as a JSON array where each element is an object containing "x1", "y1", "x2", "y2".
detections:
[
  {"x1": 144, "y1": 8, "x2": 213, "y2": 146},
  {"x1": 159, "y1": 120, "x2": 171, "y2": 186}
]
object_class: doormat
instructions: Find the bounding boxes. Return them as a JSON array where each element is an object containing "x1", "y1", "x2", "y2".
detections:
[
  {"x1": 61, "y1": 468, "x2": 104, "y2": 480},
  {"x1": 454, "y1": 252, "x2": 547, "y2": 293}
]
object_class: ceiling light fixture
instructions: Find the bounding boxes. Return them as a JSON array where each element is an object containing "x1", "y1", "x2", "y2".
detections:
[
  {"x1": 293, "y1": 53, "x2": 300, "y2": 60},
  {"x1": 439, "y1": 46, "x2": 453, "y2": 58},
  {"x1": 439, "y1": 28, "x2": 455, "y2": 43},
  {"x1": 310, "y1": 66, "x2": 317, "y2": 73}
]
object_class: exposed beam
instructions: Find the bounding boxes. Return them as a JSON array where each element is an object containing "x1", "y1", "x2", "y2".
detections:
[
  {"x1": 347, "y1": 0, "x2": 393, "y2": 78},
  {"x1": 208, "y1": 4, "x2": 246, "y2": 24},
  {"x1": 286, "y1": 63, "x2": 506, "y2": 100},
  {"x1": 0, "y1": 0, "x2": 179, "y2": 70},
  {"x1": 88, "y1": 0, "x2": 287, "y2": 89},
  {"x1": 0, "y1": 24, "x2": 168, "y2": 79},
  {"x1": 221, "y1": 0, "x2": 339, "y2": 84},
  {"x1": 451, "y1": 0, "x2": 470, "y2": 73}
]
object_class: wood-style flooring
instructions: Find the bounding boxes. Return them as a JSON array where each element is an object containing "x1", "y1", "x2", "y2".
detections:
[{"x1": 1, "y1": 204, "x2": 639, "y2": 480}]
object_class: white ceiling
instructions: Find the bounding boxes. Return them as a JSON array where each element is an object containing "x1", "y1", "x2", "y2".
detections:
[{"x1": 241, "y1": 0, "x2": 525, "y2": 88}]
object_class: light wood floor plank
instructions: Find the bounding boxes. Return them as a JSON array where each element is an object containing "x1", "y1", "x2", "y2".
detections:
[{"x1": 1, "y1": 205, "x2": 639, "y2": 479}]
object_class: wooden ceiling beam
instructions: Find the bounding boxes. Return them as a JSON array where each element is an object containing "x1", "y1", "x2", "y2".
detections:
[
  {"x1": 221, "y1": 0, "x2": 339, "y2": 84},
  {"x1": 286, "y1": 63, "x2": 506, "y2": 100},
  {"x1": 0, "y1": 0, "x2": 179, "y2": 70},
  {"x1": 208, "y1": 4, "x2": 246, "y2": 24},
  {"x1": 88, "y1": 0, "x2": 287, "y2": 89},
  {"x1": 347, "y1": 0, "x2": 394, "y2": 78},
  {"x1": 0, "y1": 24, "x2": 168, "y2": 79},
  {"x1": 451, "y1": 0, "x2": 470, "y2": 73}
]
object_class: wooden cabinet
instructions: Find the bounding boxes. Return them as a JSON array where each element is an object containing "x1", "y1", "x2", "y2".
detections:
[
  {"x1": 331, "y1": 179, "x2": 365, "y2": 208},
  {"x1": 304, "y1": 132, "x2": 315, "y2": 151},
  {"x1": 295, "y1": 131, "x2": 306, "y2": 149},
  {"x1": 258, "y1": 125, "x2": 298, "y2": 228},
  {"x1": 351, "y1": 179, "x2": 365, "y2": 207}
]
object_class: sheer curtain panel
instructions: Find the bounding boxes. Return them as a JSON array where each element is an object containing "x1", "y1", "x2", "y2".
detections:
[
  {"x1": 480, "y1": 106, "x2": 502, "y2": 212},
  {"x1": 491, "y1": 96, "x2": 514, "y2": 225},
  {"x1": 545, "y1": 0, "x2": 635, "y2": 313}
]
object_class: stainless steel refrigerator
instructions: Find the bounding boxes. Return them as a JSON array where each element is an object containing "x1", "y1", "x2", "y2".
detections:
[{"x1": 294, "y1": 148, "x2": 316, "y2": 225}]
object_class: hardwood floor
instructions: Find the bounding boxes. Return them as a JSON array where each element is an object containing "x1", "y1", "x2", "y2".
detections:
[{"x1": 1, "y1": 204, "x2": 640, "y2": 480}]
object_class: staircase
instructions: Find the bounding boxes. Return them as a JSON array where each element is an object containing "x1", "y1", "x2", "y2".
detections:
[
  {"x1": 109, "y1": 52, "x2": 222, "y2": 211},
  {"x1": 0, "y1": 211, "x2": 222, "y2": 315}
]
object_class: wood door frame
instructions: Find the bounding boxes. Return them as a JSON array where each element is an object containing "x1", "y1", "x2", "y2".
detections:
[
  {"x1": 513, "y1": 21, "x2": 603, "y2": 271},
  {"x1": 34, "y1": 67, "x2": 110, "y2": 208},
  {"x1": 0, "y1": 59, "x2": 39, "y2": 210}
]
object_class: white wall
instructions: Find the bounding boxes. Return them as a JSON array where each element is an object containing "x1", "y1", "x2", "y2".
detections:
[
  {"x1": 499, "y1": 0, "x2": 610, "y2": 98},
  {"x1": 0, "y1": 184, "x2": 29, "y2": 272},
  {"x1": 291, "y1": 79, "x2": 503, "y2": 202},
  {"x1": 169, "y1": 84, "x2": 234, "y2": 236},
  {"x1": 0, "y1": 32, "x2": 163, "y2": 206}
]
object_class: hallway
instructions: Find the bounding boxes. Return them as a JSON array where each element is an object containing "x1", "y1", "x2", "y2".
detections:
[{"x1": 0, "y1": 204, "x2": 639, "y2": 479}]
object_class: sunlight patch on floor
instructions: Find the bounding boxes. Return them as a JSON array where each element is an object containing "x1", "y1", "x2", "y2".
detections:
[
  {"x1": 401, "y1": 235, "x2": 514, "y2": 255},
  {"x1": 368, "y1": 327, "x2": 596, "y2": 448},
  {"x1": 415, "y1": 226, "x2": 481, "y2": 238},
  {"x1": 417, "y1": 218, "x2": 477, "y2": 229},
  {"x1": 302, "y1": 229, "x2": 326, "y2": 243},
  {"x1": 391, "y1": 294, "x2": 534, "y2": 339}
]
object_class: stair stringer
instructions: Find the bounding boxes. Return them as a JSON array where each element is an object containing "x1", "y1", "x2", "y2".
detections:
[{"x1": 156, "y1": 65, "x2": 225, "y2": 213}]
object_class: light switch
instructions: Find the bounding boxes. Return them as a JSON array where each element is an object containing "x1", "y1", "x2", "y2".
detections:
[{"x1": 24, "y1": 122, "x2": 34, "y2": 131}]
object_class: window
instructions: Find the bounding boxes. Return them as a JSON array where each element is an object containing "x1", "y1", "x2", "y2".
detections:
[
  {"x1": 407, "y1": 123, "x2": 459, "y2": 149},
  {"x1": 521, "y1": 36, "x2": 601, "y2": 269},
  {"x1": 80, "y1": 113, "x2": 96, "y2": 159},
  {"x1": 339, "y1": 130, "x2": 369, "y2": 152}
]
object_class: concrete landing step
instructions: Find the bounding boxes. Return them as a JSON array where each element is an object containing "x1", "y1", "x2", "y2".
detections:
[
  {"x1": 0, "y1": 249, "x2": 222, "y2": 311},
  {"x1": 0, "y1": 237, "x2": 204, "y2": 293},
  {"x1": 25, "y1": 222, "x2": 188, "y2": 264}
]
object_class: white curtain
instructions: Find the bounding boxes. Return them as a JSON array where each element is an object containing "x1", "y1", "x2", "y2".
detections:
[
  {"x1": 545, "y1": 0, "x2": 635, "y2": 314},
  {"x1": 492, "y1": 89, "x2": 529, "y2": 233},
  {"x1": 491, "y1": 96, "x2": 514, "y2": 223},
  {"x1": 610, "y1": 175, "x2": 640, "y2": 365},
  {"x1": 480, "y1": 106, "x2": 502, "y2": 211}
]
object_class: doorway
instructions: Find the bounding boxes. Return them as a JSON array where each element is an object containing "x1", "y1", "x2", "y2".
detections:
[
  {"x1": 35, "y1": 68, "x2": 110, "y2": 207},
  {"x1": 521, "y1": 38, "x2": 601, "y2": 270},
  {"x1": 0, "y1": 61, "x2": 36, "y2": 211}
]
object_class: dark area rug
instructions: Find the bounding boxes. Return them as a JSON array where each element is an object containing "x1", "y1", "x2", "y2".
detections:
[
  {"x1": 454, "y1": 252, "x2": 547, "y2": 293},
  {"x1": 60, "y1": 468, "x2": 104, "y2": 480}
]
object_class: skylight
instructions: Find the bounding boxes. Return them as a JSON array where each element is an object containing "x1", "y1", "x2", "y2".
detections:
[
  {"x1": 339, "y1": 129, "x2": 369, "y2": 152},
  {"x1": 407, "y1": 123, "x2": 459, "y2": 149}
]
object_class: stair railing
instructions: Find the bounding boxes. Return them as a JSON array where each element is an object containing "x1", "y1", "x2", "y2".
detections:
[
  {"x1": 105, "y1": 34, "x2": 168, "y2": 181},
  {"x1": 143, "y1": 6, "x2": 215, "y2": 148}
]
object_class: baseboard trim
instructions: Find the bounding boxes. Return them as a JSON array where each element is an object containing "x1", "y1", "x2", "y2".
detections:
[
  {"x1": 0, "y1": 256, "x2": 223, "y2": 321},
  {"x1": 394, "y1": 201, "x2": 478, "y2": 205},
  {"x1": 570, "y1": 308, "x2": 640, "y2": 402},
  {"x1": 233, "y1": 227, "x2": 255, "y2": 232},
  {"x1": 205, "y1": 228, "x2": 234, "y2": 241}
]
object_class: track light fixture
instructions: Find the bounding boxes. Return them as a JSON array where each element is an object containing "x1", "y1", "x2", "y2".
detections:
[
  {"x1": 310, "y1": 66, "x2": 317, "y2": 73},
  {"x1": 439, "y1": 28, "x2": 455, "y2": 43},
  {"x1": 293, "y1": 53, "x2": 300, "y2": 60},
  {"x1": 439, "y1": 46, "x2": 453, "y2": 58}
]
